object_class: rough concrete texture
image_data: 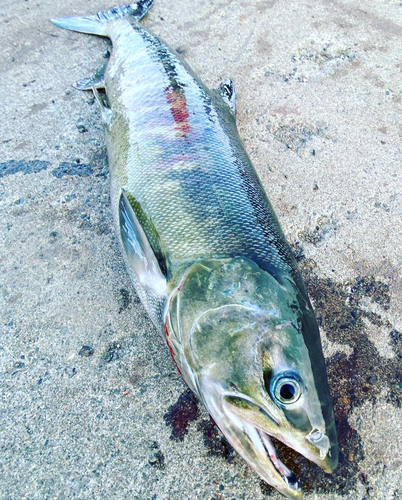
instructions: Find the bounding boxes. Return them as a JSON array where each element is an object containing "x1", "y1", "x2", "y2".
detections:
[{"x1": 1, "y1": 0, "x2": 401, "y2": 499}]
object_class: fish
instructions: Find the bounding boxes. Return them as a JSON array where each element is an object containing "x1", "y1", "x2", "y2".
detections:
[{"x1": 51, "y1": 2, "x2": 338, "y2": 497}]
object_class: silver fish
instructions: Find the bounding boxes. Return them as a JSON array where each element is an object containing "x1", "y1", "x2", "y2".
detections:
[{"x1": 51, "y1": 2, "x2": 338, "y2": 497}]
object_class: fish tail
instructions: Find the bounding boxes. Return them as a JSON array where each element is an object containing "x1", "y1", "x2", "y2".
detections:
[{"x1": 50, "y1": 0, "x2": 154, "y2": 36}]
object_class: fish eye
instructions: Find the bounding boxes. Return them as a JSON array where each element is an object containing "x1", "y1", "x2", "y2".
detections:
[{"x1": 270, "y1": 372, "x2": 303, "y2": 407}]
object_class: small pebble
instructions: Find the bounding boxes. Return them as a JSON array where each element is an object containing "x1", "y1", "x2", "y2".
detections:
[
  {"x1": 148, "y1": 450, "x2": 165, "y2": 468},
  {"x1": 76, "y1": 123, "x2": 88, "y2": 133},
  {"x1": 79, "y1": 345, "x2": 94, "y2": 357}
]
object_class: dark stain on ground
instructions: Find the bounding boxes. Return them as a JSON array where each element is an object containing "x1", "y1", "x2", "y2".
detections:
[
  {"x1": 0, "y1": 159, "x2": 50, "y2": 178},
  {"x1": 197, "y1": 418, "x2": 235, "y2": 463},
  {"x1": 298, "y1": 215, "x2": 338, "y2": 245},
  {"x1": 90, "y1": 147, "x2": 109, "y2": 178},
  {"x1": 259, "y1": 253, "x2": 401, "y2": 496},
  {"x1": 164, "y1": 389, "x2": 199, "y2": 441},
  {"x1": 101, "y1": 341, "x2": 123, "y2": 364},
  {"x1": 50, "y1": 148, "x2": 108, "y2": 180},
  {"x1": 118, "y1": 288, "x2": 132, "y2": 313},
  {"x1": 266, "y1": 119, "x2": 328, "y2": 152},
  {"x1": 390, "y1": 330, "x2": 402, "y2": 359},
  {"x1": 148, "y1": 441, "x2": 165, "y2": 469},
  {"x1": 164, "y1": 391, "x2": 235, "y2": 460},
  {"x1": 52, "y1": 161, "x2": 93, "y2": 178}
]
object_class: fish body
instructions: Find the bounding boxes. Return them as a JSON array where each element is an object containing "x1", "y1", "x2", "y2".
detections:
[{"x1": 51, "y1": 2, "x2": 338, "y2": 497}]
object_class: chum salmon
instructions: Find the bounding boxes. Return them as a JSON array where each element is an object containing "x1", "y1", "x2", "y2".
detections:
[{"x1": 51, "y1": 2, "x2": 338, "y2": 497}]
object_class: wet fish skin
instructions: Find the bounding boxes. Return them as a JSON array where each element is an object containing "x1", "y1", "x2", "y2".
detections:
[{"x1": 51, "y1": 2, "x2": 338, "y2": 497}]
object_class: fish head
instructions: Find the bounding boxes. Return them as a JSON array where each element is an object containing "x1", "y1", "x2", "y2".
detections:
[{"x1": 167, "y1": 257, "x2": 338, "y2": 498}]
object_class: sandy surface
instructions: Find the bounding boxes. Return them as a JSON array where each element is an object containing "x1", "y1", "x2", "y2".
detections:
[{"x1": 1, "y1": 0, "x2": 402, "y2": 499}]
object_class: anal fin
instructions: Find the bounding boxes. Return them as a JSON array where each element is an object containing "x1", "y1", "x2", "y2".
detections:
[
  {"x1": 91, "y1": 86, "x2": 112, "y2": 125},
  {"x1": 73, "y1": 62, "x2": 107, "y2": 91},
  {"x1": 119, "y1": 189, "x2": 167, "y2": 297},
  {"x1": 74, "y1": 74, "x2": 105, "y2": 91}
]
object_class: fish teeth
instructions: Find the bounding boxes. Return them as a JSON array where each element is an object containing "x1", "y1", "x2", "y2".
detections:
[
  {"x1": 284, "y1": 474, "x2": 301, "y2": 492},
  {"x1": 258, "y1": 429, "x2": 300, "y2": 490}
]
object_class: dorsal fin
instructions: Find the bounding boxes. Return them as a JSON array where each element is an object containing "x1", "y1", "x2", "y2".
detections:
[
  {"x1": 119, "y1": 189, "x2": 167, "y2": 297},
  {"x1": 218, "y1": 79, "x2": 236, "y2": 115}
]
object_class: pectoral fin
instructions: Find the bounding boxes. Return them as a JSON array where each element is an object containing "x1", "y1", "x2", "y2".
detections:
[{"x1": 119, "y1": 189, "x2": 167, "y2": 297}]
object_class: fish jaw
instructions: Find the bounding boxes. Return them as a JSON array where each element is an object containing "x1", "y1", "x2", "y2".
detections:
[
  {"x1": 206, "y1": 386, "x2": 303, "y2": 498},
  {"x1": 199, "y1": 380, "x2": 336, "y2": 499},
  {"x1": 221, "y1": 392, "x2": 338, "y2": 474}
]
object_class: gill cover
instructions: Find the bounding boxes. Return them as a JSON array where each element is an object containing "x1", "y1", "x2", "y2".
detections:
[{"x1": 165, "y1": 257, "x2": 338, "y2": 498}]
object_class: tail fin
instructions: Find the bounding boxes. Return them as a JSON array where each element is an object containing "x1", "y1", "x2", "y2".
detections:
[{"x1": 51, "y1": 0, "x2": 154, "y2": 36}]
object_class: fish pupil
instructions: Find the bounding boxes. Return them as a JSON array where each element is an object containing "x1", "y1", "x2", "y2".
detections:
[
  {"x1": 280, "y1": 383, "x2": 296, "y2": 401},
  {"x1": 270, "y1": 373, "x2": 302, "y2": 406}
]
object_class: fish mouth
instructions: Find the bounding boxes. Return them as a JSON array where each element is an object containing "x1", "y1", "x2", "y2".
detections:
[
  {"x1": 218, "y1": 396, "x2": 306, "y2": 498},
  {"x1": 218, "y1": 392, "x2": 336, "y2": 498},
  {"x1": 202, "y1": 386, "x2": 337, "y2": 498},
  {"x1": 257, "y1": 428, "x2": 301, "y2": 494},
  {"x1": 233, "y1": 414, "x2": 302, "y2": 498}
]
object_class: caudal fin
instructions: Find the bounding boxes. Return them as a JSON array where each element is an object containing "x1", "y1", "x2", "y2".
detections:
[{"x1": 51, "y1": 0, "x2": 154, "y2": 36}]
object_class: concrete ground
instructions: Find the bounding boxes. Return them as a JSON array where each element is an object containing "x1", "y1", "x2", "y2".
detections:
[{"x1": 1, "y1": 0, "x2": 402, "y2": 499}]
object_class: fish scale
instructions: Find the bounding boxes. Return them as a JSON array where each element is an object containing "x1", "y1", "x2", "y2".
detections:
[
  {"x1": 107, "y1": 22, "x2": 297, "y2": 290},
  {"x1": 51, "y1": 2, "x2": 338, "y2": 497}
]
